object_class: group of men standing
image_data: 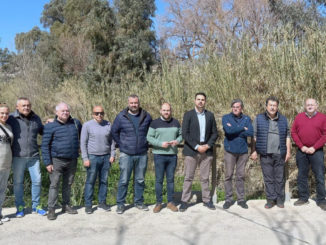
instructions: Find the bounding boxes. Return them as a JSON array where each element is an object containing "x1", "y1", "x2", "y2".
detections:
[{"x1": 2, "y1": 93, "x2": 326, "y2": 223}]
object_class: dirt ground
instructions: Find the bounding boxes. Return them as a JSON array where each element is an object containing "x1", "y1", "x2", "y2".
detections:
[{"x1": 0, "y1": 199, "x2": 325, "y2": 245}]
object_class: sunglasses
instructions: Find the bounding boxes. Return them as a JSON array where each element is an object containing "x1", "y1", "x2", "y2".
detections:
[{"x1": 93, "y1": 112, "x2": 104, "y2": 116}]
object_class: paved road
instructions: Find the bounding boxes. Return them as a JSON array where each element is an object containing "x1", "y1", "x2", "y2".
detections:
[{"x1": 0, "y1": 199, "x2": 325, "y2": 245}]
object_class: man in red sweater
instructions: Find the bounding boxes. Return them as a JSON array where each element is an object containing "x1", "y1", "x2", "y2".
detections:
[{"x1": 291, "y1": 98, "x2": 326, "y2": 210}]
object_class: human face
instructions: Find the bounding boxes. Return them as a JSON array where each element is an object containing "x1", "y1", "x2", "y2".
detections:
[
  {"x1": 128, "y1": 97, "x2": 140, "y2": 114},
  {"x1": 92, "y1": 106, "x2": 105, "y2": 123},
  {"x1": 0, "y1": 107, "x2": 9, "y2": 124},
  {"x1": 160, "y1": 103, "x2": 172, "y2": 120},
  {"x1": 266, "y1": 100, "x2": 278, "y2": 118},
  {"x1": 16, "y1": 99, "x2": 31, "y2": 116},
  {"x1": 195, "y1": 95, "x2": 206, "y2": 111},
  {"x1": 305, "y1": 99, "x2": 318, "y2": 115},
  {"x1": 232, "y1": 102, "x2": 243, "y2": 117},
  {"x1": 56, "y1": 104, "x2": 70, "y2": 123}
]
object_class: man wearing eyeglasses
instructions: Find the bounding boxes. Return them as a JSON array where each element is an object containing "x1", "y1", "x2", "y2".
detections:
[{"x1": 80, "y1": 106, "x2": 116, "y2": 214}]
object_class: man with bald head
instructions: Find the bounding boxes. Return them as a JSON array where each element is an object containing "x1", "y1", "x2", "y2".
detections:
[
  {"x1": 80, "y1": 106, "x2": 115, "y2": 214},
  {"x1": 291, "y1": 98, "x2": 326, "y2": 210},
  {"x1": 41, "y1": 102, "x2": 82, "y2": 220}
]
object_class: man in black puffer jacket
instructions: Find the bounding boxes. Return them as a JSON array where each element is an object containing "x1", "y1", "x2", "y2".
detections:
[
  {"x1": 41, "y1": 102, "x2": 82, "y2": 220},
  {"x1": 112, "y1": 95, "x2": 152, "y2": 214}
]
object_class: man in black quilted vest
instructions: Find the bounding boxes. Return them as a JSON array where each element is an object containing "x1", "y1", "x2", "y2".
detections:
[{"x1": 251, "y1": 96, "x2": 291, "y2": 209}]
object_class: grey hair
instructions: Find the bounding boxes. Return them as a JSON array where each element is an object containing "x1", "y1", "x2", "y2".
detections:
[
  {"x1": 231, "y1": 99, "x2": 244, "y2": 108},
  {"x1": 55, "y1": 102, "x2": 70, "y2": 111},
  {"x1": 128, "y1": 94, "x2": 139, "y2": 101},
  {"x1": 16, "y1": 97, "x2": 30, "y2": 106}
]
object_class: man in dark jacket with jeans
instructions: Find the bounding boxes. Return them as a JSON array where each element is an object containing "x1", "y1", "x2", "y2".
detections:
[
  {"x1": 112, "y1": 95, "x2": 152, "y2": 214},
  {"x1": 41, "y1": 102, "x2": 82, "y2": 220},
  {"x1": 7, "y1": 97, "x2": 46, "y2": 217}
]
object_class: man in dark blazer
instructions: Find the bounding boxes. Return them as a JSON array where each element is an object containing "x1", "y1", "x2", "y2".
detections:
[{"x1": 179, "y1": 92, "x2": 218, "y2": 212}]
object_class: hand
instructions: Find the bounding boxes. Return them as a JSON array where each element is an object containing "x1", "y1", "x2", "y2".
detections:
[
  {"x1": 306, "y1": 147, "x2": 316, "y2": 154},
  {"x1": 197, "y1": 145, "x2": 209, "y2": 153},
  {"x1": 46, "y1": 118, "x2": 54, "y2": 124},
  {"x1": 301, "y1": 146, "x2": 308, "y2": 153},
  {"x1": 169, "y1": 140, "x2": 178, "y2": 146},
  {"x1": 285, "y1": 152, "x2": 291, "y2": 163},
  {"x1": 162, "y1": 142, "x2": 170, "y2": 148},
  {"x1": 83, "y1": 160, "x2": 90, "y2": 167},
  {"x1": 109, "y1": 156, "x2": 115, "y2": 163},
  {"x1": 250, "y1": 151, "x2": 258, "y2": 161},
  {"x1": 227, "y1": 123, "x2": 231, "y2": 127},
  {"x1": 244, "y1": 127, "x2": 248, "y2": 130},
  {"x1": 46, "y1": 164, "x2": 53, "y2": 173}
]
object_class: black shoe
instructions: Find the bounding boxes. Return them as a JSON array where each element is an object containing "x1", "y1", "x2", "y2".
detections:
[
  {"x1": 203, "y1": 201, "x2": 216, "y2": 210},
  {"x1": 264, "y1": 200, "x2": 275, "y2": 209},
  {"x1": 276, "y1": 200, "x2": 284, "y2": 208},
  {"x1": 237, "y1": 201, "x2": 248, "y2": 209},
  {"x1": 116, "y1": 205, "x2": 125, "y2": 214},
  {"x1": 62, "y1": 205, "x2": 78, "y2": 214},
  {"x1": 179, "y1": 202, "x2": 188, "y2": 212},
  {"x1": 223, "y1": 201, "x2": 232, "y2": 209},
  {"x1": 47, "y1": 209, "x2": 57, "y2": 220},
  {"x1": 98, "y1": 203, "x2": 111, "y2": 212},
  {"x1": 294, "y1": 199, "x2": 309, "y2": 206},
  {"x1": 135, "y1": 203, "x2": 149, "y2": 211},
  {"x1": 85, "y1": 206, "x2": 93, "y2": 214}
]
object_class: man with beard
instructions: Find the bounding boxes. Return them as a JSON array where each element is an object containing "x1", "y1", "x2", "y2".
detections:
[
  {"x1": 251, "y1": 96, "x2": 291, "y2": 209},
  {"x1": 291, "y1": 98, "x2": 326, "y2": 210},
  {"x1": 179, "y1": 92, "x2": 218, "y2": 212},
  {"x1": 147, "y1": 103, "x2": 182, "y2": 213},
  {"x1": 112, "y1": 95, "x2": 152, "y2": 214}
]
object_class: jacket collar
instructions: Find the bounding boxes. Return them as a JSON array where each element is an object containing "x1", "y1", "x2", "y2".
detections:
[{"x1": 13, "y1": 109, "x2": 35, "y2": 119}]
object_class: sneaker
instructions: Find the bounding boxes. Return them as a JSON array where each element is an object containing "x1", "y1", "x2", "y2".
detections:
[
  {"x1": 135, "y1": 203, "x2": 149, "y2": 211},
  {"x1": 47, "y1": 209, "x2": 56, "y2": 220},
  {"x1": 238, "y1": 201, "x2": 248, "y2": 209},
  {"x1": 153, "y1": 204, "x2": 163, "y2": 213},
  {"x1": 62, "y1": 205, "x2": 78, "y2": 214},
  {"x1": 167, "y1": 202, "x2": 178, "y2": 212},
  {"x1": 116, "y1": 205, "x2": 125, "y2": 214},
  {"x1": 85, "y1": 206, "x2": 93, "y2": 214},
  {"x1": 223, "y1": 201, "x2": 232, "y2": 209},
  {"x1": 98, "y1": 203, "x2": 111, "y2": 212},
  {"x1": 0, "y1": 215, "x2": 10, "y2": 222},
  {"x1": 16, "y1": 206, "x2": 24, "y2": 218},
  {"x1": 203, "y1": 201, "x2": 216, "y2": 210},
  {"x1": 179, "y1": 202, "x2": 188, "y2": 212},
  {"x1": 277, "y1": 200, "x2": 284, "y2": 208},
  {"x1": 32, "y1": 206, "x2": 47, "y2": 216},
  {"x1": 264, "y1": 200, "x2": 275, "y2": 209},
  {"x1": 294, "y1": 199, "x2": 309, "y2": 206}
]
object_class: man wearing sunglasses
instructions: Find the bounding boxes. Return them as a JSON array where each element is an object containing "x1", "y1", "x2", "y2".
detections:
[{"x1": 80, "y1": 106, "x2": 116, "y2": 214}]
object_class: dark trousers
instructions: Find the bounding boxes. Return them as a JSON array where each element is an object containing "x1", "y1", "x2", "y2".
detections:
[
  {"x1": 224, "y1": 151, "x2": 248, "y2": 202},
  {"x1": 260, "y1": 154, "x2": 285, "y2": 203},
  {"x1": 296, "y1": 149, "x2": 326, "y2": 204},
  {"x1": 154, "y1": 154, "x2": 177, "y2": 204},
  {"x1": 48, "y1": 158, "x2": 77, "y2": 209}
]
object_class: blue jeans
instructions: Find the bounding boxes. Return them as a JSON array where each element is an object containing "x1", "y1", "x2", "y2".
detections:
[
  {"x1": 296, "y1": 149, "x2": 326, "y2": 204},
  {"x1": 0, "y1": 169, "x2": 10, "y2": 215},
  {"x1": 116, "y1": 152, "x2": 148, "y2": 205},
  {"x1": 84, "y1": 154, "x2": 111, "y2": 207},
  {"x1": 154, "y1": 154, "x2": 177, "y2": 203},
  {"x1": 12, "y1": 157, "x2": 41, "y2": 209}
]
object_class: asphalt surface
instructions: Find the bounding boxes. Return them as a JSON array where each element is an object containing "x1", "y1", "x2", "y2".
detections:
[{"x1": 0, "y1": 199, "x2": 325, "y2": 245}]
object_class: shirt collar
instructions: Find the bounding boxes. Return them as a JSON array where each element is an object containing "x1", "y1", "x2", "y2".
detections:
[
  {"x1": 265, "y1": 111, "x2": 279, "y2": 121},
  {"x1": 195, "y1": 108, "x2": 205, "y2": 115},
  {"x1": 305, "y1": 111, "x2": 317, "y2": 118}
]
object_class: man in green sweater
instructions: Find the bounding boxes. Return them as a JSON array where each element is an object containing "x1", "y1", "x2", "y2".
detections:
[{"x1": 147, "y1": 103, "x2": 182, "y2": 213}]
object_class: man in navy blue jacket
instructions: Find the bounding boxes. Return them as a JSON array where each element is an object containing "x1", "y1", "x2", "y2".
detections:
[
  {"x1": 41, "y1": 102, "x2": 82, "y2": 220},
  {"x1": 112, "y1": 95, "x2": 152, "y2": 214},
  {"x1": 222, "y1": 99, "x2": 253, "y2": 209}
]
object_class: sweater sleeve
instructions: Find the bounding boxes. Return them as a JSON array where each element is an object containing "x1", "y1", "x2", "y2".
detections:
[
  {"x1": 146, "y1": 127, "x2": 162, "y2": 147},
  {"x1": 291, "y1": 116, "x2": 304, "y2": 149},
  {"x1": 313, "y1": 116, "x2": 326, "y2": 150},
  {"x1": 222, "y1": 115, "x2": 245, "y2": 135},
  {"x1": 80, "y1": 123, "x2": 89, "y2": 161}
]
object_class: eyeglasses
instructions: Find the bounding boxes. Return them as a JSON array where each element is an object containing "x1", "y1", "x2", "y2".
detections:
[{"x1": 93, "y1": 112, "x2": 104, "y2": 116}]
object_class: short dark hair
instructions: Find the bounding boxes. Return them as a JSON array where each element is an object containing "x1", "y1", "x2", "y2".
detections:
[
  {"x1": 231, "y1": 99, "x2": 244, "y2": 108},
  {"x1": 195, "y1": 92, "x2": 206, "y2": 99},
  {"x1": 266, "y1": 96, "x2": 279, "y2": 106}
]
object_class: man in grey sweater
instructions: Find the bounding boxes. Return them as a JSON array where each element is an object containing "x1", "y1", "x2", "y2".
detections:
[{"x1": 80, "y1": 106, "x2": 116, "y2": 214}]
